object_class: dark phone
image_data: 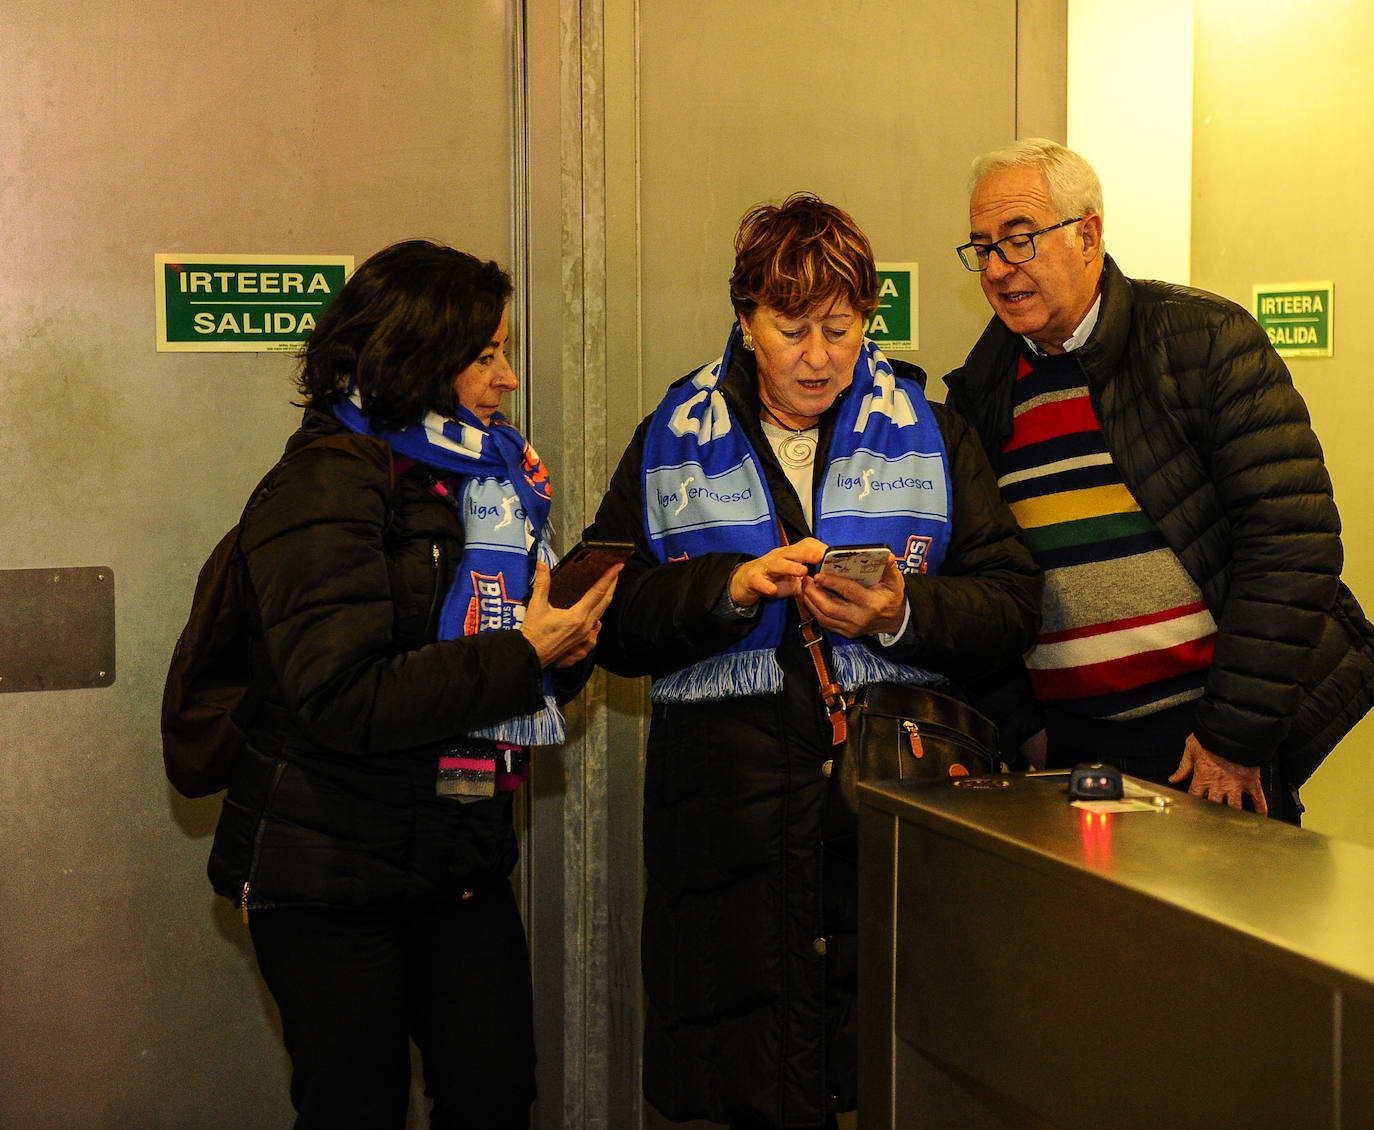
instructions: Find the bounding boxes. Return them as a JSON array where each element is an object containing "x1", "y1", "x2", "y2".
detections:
[
  {"x1": 548, "y1": 540, "x2": 635, "y2": 608},
  {"x1": 816, "y1": 543, "x2": 891, "y2": 588}
]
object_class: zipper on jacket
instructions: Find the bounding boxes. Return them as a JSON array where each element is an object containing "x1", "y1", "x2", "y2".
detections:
[
  {"x1": 241, "y1": 758, "x2": 289, "y2": 923},
  {"x1": 426, "y1": 542, "x2": 445, "y2": 634}
]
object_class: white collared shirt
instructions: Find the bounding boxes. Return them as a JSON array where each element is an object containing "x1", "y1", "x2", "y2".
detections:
[{"x1": 1023, "y1": 295, "x2": 1103, "y2": 356}]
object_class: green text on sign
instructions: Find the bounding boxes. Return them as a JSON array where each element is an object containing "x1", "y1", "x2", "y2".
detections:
[
  {"x1": 156, "y1": 253, "x2": 354, "y2": 352},
  {"x1": 1252, "y1": 281, "x2": 1332, "y2": 358},
  {"x1": 867, "y1": 263, "x2": 919, "y2": 352}
]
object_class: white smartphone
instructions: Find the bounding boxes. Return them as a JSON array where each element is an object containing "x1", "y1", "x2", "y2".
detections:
[{"x1": 816, "y1": 543, "x2": 891, "y2": 587}]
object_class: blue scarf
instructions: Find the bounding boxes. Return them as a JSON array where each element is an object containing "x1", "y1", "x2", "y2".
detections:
[
  {"x1": 334, "y1": 391, "x2": 565, "y2": 746},
  {"x1": 642, "y1": 326, "x2": 952, "y2": 703}
]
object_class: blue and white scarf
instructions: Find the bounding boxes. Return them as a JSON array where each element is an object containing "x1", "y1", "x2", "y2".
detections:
[
  {"x1": 335, "y1": 391, "x2": 565, "y2": 746},
  {"x1": 642, "y1": 326, "x2": 953, "y2": 703}
]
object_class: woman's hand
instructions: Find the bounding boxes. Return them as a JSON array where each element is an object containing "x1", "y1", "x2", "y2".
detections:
[
  {"x1": 800, "y1": 554, "x2": 907, "y2": 639},
  {"x1": 520, "y1": 561, "x2": 621, "y2": 669},
  {"x1": 728, "y1": 537, "x2": 828, "y2": 607}
]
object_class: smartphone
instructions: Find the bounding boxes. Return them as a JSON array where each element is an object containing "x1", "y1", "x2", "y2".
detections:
[
  {"x1": 548, "y1": 539, "x2": 635, "y2": 608},
  {"x1": 816, "y1": 543, "x2": 891, "y2": 588}
]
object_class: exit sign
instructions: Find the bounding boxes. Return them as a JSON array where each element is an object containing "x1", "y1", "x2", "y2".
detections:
[
  {"x1": 156, "y1": 253, "x2": 353, "y2": 352},
  {"x1": 867, "y1": 262, "x2": 919, "y2": 351},
  {"x1": 1252, "y1": 281, "x2": 1333, "y2": 358}
]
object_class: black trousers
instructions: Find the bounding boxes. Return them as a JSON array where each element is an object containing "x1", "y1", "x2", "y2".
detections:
[{"x1": 248, "y1": 880, "x2": 535, "y2": 1130}]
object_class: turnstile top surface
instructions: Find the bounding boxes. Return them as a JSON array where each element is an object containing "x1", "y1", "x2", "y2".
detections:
[{"x1": 859, "y1": 773, "x2": 1374, "y2": 988}]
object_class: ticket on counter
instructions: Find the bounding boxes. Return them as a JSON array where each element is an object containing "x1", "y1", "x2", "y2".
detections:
[
  {"x1": 1073, "y1": 781, "x2": 1175, "y2": 813},
  {"x1": 1071, "y1": 798, "x2": 1163, "y2": 814}
]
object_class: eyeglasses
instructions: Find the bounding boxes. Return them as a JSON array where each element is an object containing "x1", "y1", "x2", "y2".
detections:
[{"x1": 956, "y1": 218, "x2": 1084, "y2": 272}]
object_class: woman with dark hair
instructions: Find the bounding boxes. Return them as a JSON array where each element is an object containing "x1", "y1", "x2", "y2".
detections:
[
  {"x1": 206, "y1": 239, "x2": 616, "y2": 1129},
  {"x1": 585, "y1": 196, "x2": 1041, "y2": 1129}
]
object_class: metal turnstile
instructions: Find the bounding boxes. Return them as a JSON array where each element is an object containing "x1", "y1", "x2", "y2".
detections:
[{"x1": 858, "y1": 774, "x2": 1374, "y2": 1129}]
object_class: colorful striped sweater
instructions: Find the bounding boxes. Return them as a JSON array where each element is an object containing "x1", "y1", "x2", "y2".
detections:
[{"x1": 999, "y1": 349, "x2": 1217, "y2": 720}]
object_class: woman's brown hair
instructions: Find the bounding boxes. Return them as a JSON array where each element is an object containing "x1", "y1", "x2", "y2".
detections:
[{"x1": 729, "y1": 192, "x2": 878, "y2": 320}]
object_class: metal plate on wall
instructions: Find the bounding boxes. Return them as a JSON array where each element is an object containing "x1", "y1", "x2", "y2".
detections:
[{"x1": 0, "y1": 566, "x2": 116, "y2": 692}]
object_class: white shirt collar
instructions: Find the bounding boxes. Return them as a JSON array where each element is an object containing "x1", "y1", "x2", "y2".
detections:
[{"x1": 1023, "y1": 295, "x2": 1102, "y2": 355}]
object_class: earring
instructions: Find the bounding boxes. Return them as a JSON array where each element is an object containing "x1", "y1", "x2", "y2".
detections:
[{"x1": 742, "y1": 331, "x2": 754, "y2": 352}]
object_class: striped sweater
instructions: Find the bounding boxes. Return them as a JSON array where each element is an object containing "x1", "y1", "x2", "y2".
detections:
[{"x1": 1000, "y1": 349, "x2": 1217, "y2": 720}]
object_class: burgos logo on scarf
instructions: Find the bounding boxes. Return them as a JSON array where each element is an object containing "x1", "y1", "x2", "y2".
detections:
[
  {"x1": 900, "y1": 535, "x2": 933, "y2": 575},
  {"x1": 464, "y1": 572, "x2": 522, "y2": 634}
]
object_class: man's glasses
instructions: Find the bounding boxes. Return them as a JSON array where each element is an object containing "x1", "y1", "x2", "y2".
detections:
[{"x1": 956, "y1": 218, "x2": 1084, "y2": 272}]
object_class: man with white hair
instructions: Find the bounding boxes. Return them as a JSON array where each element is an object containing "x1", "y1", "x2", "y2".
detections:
[{"x1": 945, "y1": 137, "x2": 1374, "y2": 821}]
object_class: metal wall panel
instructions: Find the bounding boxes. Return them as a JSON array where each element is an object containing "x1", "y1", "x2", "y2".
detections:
[{"x1": 0, "y1": 4, "x2": 513, "y2": 1126}]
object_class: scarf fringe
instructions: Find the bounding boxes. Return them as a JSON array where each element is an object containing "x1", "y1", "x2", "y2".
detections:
[
  {"x1": 830, "y1": 640, "x2": 947, "y2": 693},
  {"x1": 472, "y1": 693, "x2": 567, "y2": 747},
  {"x1": 650, "y1": 649, "x2": 784, "y2": 704}
]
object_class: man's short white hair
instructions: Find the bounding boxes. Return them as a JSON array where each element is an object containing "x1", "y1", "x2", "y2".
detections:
[{"x1": 969, "y1": 138, "x2": 1104, "y2": 233}]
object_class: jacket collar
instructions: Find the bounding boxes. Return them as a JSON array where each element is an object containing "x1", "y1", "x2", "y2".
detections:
[{"x1": 1068, "y1": 254, "x2": 1130, "y2": 379}]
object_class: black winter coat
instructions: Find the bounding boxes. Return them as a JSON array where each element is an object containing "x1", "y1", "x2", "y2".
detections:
[
  {"x1": 945, "y1": 256, "x2": 1374, "y2": 786},
  {"x1": 588, "y1": 351, "x2": 1042, "y2": 1127},
  {"x1": 208, "y1": 409, "x2": 567, "y2": 911}
]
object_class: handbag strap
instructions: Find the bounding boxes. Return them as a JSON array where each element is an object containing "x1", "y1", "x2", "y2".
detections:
[
  {"x1": 798, "y1": 595, "x2": 849, "y2": 747},
  {"x1": 776, "y1": 526, "x2": 848, "y2": 746}
]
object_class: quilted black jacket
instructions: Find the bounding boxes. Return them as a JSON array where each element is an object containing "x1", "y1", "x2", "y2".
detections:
[
  {"x1": 208, "y1": 409, "x2": 562, "y2": 911},
  {"x1": 945, "y1": 255, "x2": 1374, "y2": 786}
]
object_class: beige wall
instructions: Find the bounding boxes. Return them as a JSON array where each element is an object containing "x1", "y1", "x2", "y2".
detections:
[
  {"x1": 1068, "y1": 0, "x2": 1194, "y2": 283},
  {"x1": 1191, "y1": 0, "x2": 1374, "y2": 846}
]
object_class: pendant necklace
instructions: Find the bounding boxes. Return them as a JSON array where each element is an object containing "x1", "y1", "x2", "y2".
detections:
[{"x1": 760, "y1": 402, "x2": 818, "y2": 469}]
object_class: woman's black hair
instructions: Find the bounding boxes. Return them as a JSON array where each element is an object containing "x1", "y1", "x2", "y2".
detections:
[{"x1": 296, "y1": 239, "x2": 513, "y2": 431}]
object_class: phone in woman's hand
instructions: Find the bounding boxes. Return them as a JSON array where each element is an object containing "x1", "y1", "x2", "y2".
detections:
[
  {"x1": 815, "y1": 543, "x2": 890, "y2": 587},
  {"x1": 548, "y1": 540, "x2": 635, "y2": 607}
]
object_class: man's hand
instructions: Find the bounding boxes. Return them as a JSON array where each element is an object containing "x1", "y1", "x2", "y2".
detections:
[{"x1": 1169, "y1": 733, "x2": 1267, "y2": 816}]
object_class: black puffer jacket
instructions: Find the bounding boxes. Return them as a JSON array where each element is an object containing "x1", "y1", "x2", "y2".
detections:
[
  {"x1": 945, "y1": 255, "x2": 1374, "y2": 786},
  {"x1": 208, "y1": 409, "x2": 560, "y2": 911},
  {"x1": 588, "y1": 351, "x2": 1041, "y2": 1127}
]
